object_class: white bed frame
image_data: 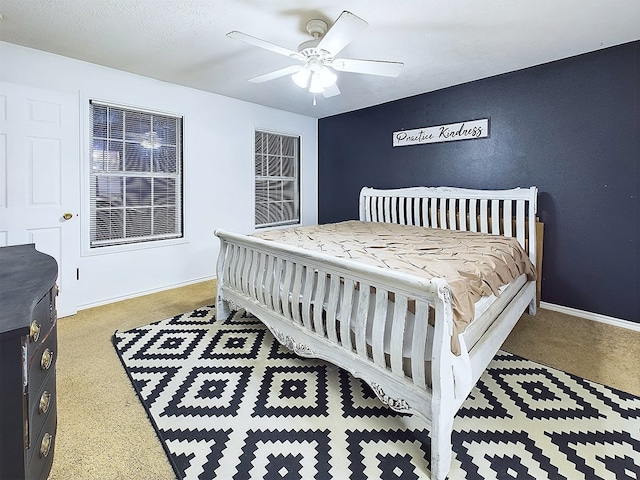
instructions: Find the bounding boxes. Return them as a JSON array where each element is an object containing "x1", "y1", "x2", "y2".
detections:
[{"x1": 215, "y1": 186, "x2": 538, "y2": 480}]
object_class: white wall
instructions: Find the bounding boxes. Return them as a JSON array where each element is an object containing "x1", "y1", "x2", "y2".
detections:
[{"x1": 0, "y1": 42, "x2": 318, "y2": 311}]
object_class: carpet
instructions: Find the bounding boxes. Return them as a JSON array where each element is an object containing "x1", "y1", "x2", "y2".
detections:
[{"x1": 112, "y1": 306, "x2": 640, "y2": 480}]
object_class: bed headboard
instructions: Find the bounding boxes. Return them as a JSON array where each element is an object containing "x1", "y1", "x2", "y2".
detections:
[{"x1": 359, "y1": 186, "x2": 539, "y2": 268}]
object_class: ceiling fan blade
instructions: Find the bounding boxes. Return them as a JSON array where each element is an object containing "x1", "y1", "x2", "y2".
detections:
[
  {"x1": 317, "y1": 11, "x2": 368, "y2": 56},
  {"x1": 322, "y1": 83, "x2": 341, "y2": 98},
  {"x1": 227, "y1": 31, "x2": 303, "y2": 60},
  {"x1": 248, "y1": 65, "x2": 302, "y2": 83},
  {"x1": 330, "y1": 58, "x2": 404, "y2": 77}
]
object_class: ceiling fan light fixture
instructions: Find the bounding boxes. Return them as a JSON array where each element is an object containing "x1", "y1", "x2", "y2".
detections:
[
  {"x1": 317, "y1": 66, "x2": 337, "y2": 88},
  {"x1": 308, "y1": 72, "x2": 325, "y2": 93},
  {"x1": 292, "y1": 68, "x2": 311, "y2": 88}
]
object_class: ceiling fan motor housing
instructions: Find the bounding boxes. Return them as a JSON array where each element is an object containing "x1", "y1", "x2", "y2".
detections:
[
  {"x1": 299, "y1": 19, "x2": 331, "y2": 59},
  {"x1": 298, "y1": 39, "x2": 323, "y2": 57}
]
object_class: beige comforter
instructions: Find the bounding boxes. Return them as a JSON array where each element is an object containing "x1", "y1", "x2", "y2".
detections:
[{"x1": 255, "y1": 221, "x2": 536, "y2": 350}]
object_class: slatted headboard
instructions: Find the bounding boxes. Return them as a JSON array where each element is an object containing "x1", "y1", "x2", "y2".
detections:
[{"x1": 359, "y1": 186, "x2": 539, "y2": 270}]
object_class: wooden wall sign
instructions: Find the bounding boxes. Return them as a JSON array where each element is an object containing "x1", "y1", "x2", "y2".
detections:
[{"x1": 393, "y1": 118, "x2": 490, "y2": 147}]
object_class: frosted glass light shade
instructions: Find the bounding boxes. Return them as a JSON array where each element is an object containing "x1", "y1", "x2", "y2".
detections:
[
  {"x1": 292, "y1": 68, "x2": 311, "y2": 88},
  {"x1": 309, "y1": 73, "x2": 324, "y2": 93},
  {"x1": 317, "y1": 66, "x2": 337, "y2": 88},
  {"x1": 292, "y1": 64, "x2": 336, "y2": 93}
]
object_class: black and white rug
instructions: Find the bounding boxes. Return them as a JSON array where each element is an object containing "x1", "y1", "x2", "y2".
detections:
[{"x1": 113, "y1": 306, "x2": 640, "y2": 480}]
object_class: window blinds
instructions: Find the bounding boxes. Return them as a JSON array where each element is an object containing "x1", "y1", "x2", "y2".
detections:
[
  {"x1": 89, "y1": 101, "x2": 183, "y2": 247},
  {"x1": 255, "y1": 130, "x2": 300, "y2": 228}
]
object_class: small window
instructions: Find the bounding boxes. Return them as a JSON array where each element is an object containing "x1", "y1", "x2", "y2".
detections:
[
  {"x1": 89, "y1": 101, "x2": 183, "y2": 248},
  {"x1": 254, "y1": 130, "x2": 300, "y2": 228}
]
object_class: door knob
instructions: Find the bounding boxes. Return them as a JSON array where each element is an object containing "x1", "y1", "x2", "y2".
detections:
[{"x1": 63, "y1": 212, "x2": 73, "y2": 220}]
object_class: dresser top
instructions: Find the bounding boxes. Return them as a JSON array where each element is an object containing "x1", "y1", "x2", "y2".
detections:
[{"x1": 0, "y1": 244, "x2": 58, "y2": 335}]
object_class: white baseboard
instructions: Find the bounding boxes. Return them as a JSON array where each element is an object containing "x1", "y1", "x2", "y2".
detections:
[
  {"x1": 77, "y1": 275, "x2": 217, "y2": 312},
  {"x1": 540, "y1": 301, "x2": 640, "y2": 332}
]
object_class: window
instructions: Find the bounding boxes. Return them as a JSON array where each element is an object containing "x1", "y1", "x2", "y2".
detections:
[
  {"x1": 89, "y1": 101, "x2": 183, "y2": 248},
  {"x1": 254, "y1": 130, "x2": 300, "y2": 228}
]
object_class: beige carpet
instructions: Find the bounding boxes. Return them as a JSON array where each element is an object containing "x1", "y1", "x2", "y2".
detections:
[{"x1": 48, "y1": 280, "x2": 640, "y2": 480}]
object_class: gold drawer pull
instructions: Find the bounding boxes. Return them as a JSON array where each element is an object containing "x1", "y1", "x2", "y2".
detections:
[
  {"x1": 40, "y1": 432, "x2": 53, "y2": 458},
  {"x1": 29, "y1": 321, "x2": 41, "y2": 343},
  {"x1": 39, "y1": 391, "x2": 51, "y2": 415},
  {"x1": 41, "y1": 349, "x2": 54, "y2": 370}
]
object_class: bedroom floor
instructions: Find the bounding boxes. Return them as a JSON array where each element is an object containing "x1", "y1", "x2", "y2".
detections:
[{"x1": 48, "y1": 280, "x2": 640, "y2": 480}]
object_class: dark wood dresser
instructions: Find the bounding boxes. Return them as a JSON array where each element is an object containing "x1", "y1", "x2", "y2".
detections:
[{"x1": 0, "y1": 244, "x2": 58, "y2": 480}]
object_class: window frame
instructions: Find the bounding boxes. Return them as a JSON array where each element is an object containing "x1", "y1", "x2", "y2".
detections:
[
  {"x1": 86, "y1": 100, "x2": 185, "y2": 251},
  {"x1": 254, "y1": 129, "x2": 301, "y2": 229}
]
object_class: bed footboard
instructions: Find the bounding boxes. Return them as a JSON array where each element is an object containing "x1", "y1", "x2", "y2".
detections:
[
  {"x1": 215, "y1": 230, "x2": 455, "y2": 402},
  {"x1": 216, "y1": 230, "x2": 473, "y2": 480}
]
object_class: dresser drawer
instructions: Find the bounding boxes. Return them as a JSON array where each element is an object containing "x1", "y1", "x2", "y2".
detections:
[
  {"x1": 26, "y1": 291, "x2": 55, "y2": 360},
  {"x1": 27, "y1": 323, "x2": 57, "y2": 406},
  {"x1": 25, "y1": 406, "x2": 56, "y2": 480},
  {"x1": 28, "y1": 370, "x2": 56, "y2": 449}
]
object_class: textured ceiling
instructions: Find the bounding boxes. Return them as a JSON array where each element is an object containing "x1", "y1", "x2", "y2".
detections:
[{"x1": 0, "y1": 0, "x2": 638, "y2": 119}]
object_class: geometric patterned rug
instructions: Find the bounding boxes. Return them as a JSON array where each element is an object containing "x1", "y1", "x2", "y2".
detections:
[{"x1": 112, "y1": 306, "x2": 640, "y2": 480}]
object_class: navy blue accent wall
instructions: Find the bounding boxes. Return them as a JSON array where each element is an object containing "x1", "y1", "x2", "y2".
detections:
[{"x1": 318, "y1": 41, "x2": 639, "y2": 323}]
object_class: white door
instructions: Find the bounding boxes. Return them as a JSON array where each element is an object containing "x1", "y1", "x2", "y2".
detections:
[{"x1": 0, "y1": 82, "x2": 80, "y2": 317}]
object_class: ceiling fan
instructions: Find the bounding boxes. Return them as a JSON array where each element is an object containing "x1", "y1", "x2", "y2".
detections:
[{"x1": 227, "y1": 11, "x2": 404, "y2": 102}]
